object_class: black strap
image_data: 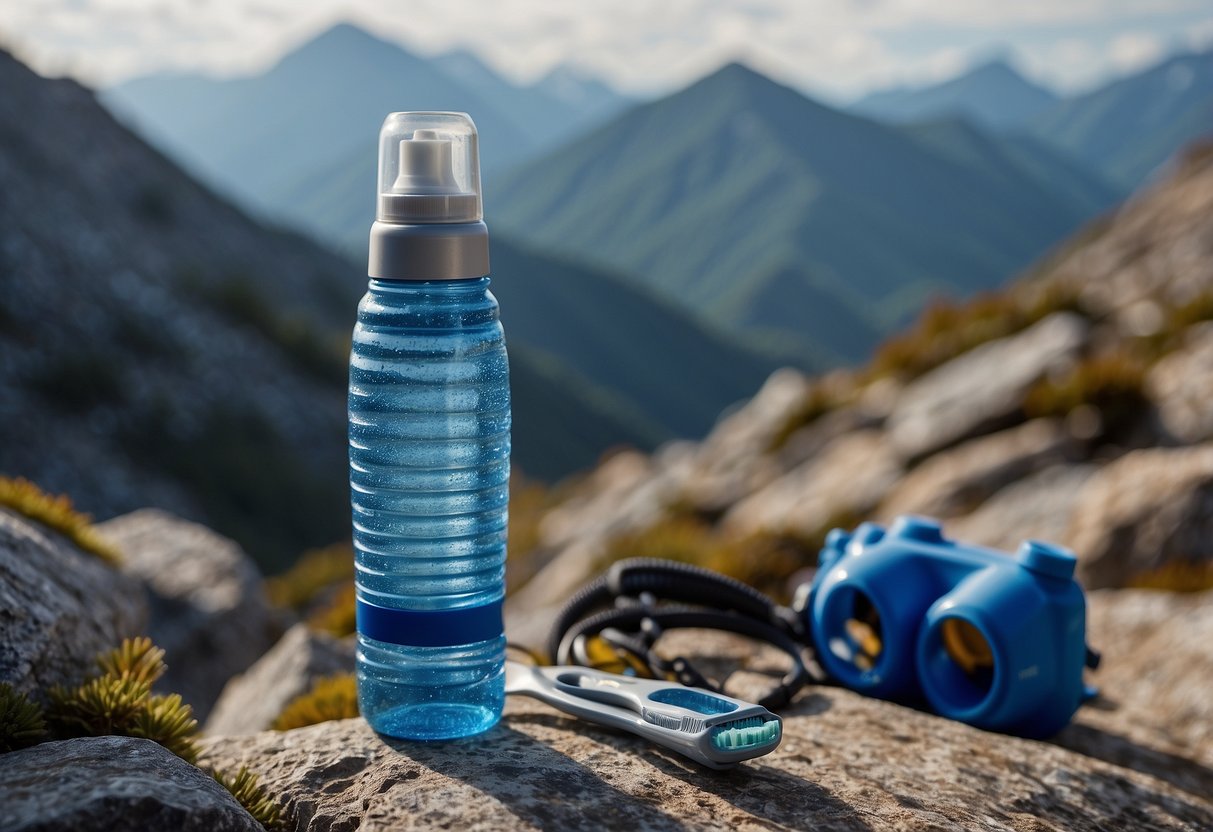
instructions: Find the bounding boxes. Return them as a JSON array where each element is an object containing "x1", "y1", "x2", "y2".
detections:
[{"x1": 547, "y1": 559, "x2": 816, "y2": 710}]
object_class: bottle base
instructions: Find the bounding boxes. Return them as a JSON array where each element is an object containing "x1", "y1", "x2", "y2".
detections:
[{"x1": 367, "y1": 702, "x2": 501, "y2": 741}]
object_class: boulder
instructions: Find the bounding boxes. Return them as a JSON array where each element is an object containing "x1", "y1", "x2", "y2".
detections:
[
  {"x1": 1058, "y1": 589, "x2": 1213, "y2": 799},
  {"x1": 878, "y1": 419, "x2": 1076, "y2": 521},
  {"x1": 1147, "y1": 322, "x2": 1213, "y2": 444},
  {"x1": 945, "y1": 464, "x2": 1099, "y2": 553},
  {"x1": 97, "y1": 509, "x2": 282, "y2": 721},
  {"x1": 721, "y1": 429, "x2": 901, "y2": 538},
  {"x1": 0, "y1": 509, "x2": 145, "y2": 697},
  {"x1": 201, "y1": 618, "x2": 1213, "y2": 832},
  {"x1": 1, "y1": 735, "x2": 262, "y2": 832},
  {"x1": 680, "y1": 404, "x2": 875, "y2": 517},
  {"x1": 207, "y1": 623, "x2": 355, "y2": 736},
  {"x1": 887, "y1": 313, "x2": 1089, "y2": 461},
  {"x1": 1064, "y1": 445, "x2": 1213, "y2": 588}
]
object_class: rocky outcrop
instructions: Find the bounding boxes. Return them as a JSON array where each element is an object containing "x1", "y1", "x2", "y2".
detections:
[
  {"x1": 1148, "y1": 322, "x2": 1213, "y2": 444},
  {"x1": 0, "y1": 509, "x2": 145, "y2": 697},
  {"x1": 98, "y1": 509, "x2": 282, "y2": 721},
  {"x1": 945, "y1": 464, "x2": 1098, "y2": 552},
  {"x1": 878, "y1": 419, "x2": 1076, "y2": 521},
  {"x1": 1, "y1": 736, "x2": 262, "y2": 832},
  {"x1": 204, "y1": 591, "x2": 1213, "y2": 832},
  {"x1": 886, "y1": 312, "x2": 1089, "y2": 460},
  {"x1": 722, "y1": 429, "x2": 900, "y2": 537},
  {"x1": 1060, "y1": 589, "x2": 1213, "y2": 799},
  {"x1": 1065, "y1": 445, "x2": 1213, "y2": 588},
  {"x1": 207, "y1": 624, "x2": 354, "y2": 736}
]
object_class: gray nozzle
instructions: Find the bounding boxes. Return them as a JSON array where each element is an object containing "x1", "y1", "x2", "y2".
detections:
[{"x1": 371, "y1": 112, "x2": 489, "y2": 280}]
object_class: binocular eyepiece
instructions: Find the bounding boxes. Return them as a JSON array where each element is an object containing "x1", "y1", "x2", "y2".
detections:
[{"x1": 802, "y1": 516, "x2": 1091, "y2": 737}]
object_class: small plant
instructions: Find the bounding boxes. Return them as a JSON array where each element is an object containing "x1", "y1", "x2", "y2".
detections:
[
  {"x1": 272, "y1": 673, "x2": 359, "y2": 731},
  {"x1": 765, "y1": 383, "x2": 841, "y2": 453},
  {"x1": 507, "y1": 476, "x2": 559, "y2": 592},
  {"x1": 0, "y1": 683, "x2": 46, "y2": 752},
  {"x1": 305, "y1": 581, "x2": 356, "y2": 638},
  {"x1": 598, "y1": 516, "x2": 827, "y2": 602},
  {"x1": 47, "y1": 637, "x2": 200, "y2": 763},
  {"x1": 266, "y1": 542, "x2": 353, "y2": 612},
  {"x1": 212, "y1": 766, "x2": 283, "y2": 830},
  {"x1": 1129, "y1": 561, "x2": 1213, "y2": 592},
  {"x1": 0, "y1": 477, "x2": 122, "y2": 566},
  {"x1": 1023, "y1": 351, "x2": 1149, "y2": 439},
  {"x1": 869, "y1": 283, "x2": 1084, "y2": 382}
]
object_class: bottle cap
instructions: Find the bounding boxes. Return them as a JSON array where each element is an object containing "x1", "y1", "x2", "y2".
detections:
[{"x1": 377, "y1": 112, "x2": 482, "y2": 224}]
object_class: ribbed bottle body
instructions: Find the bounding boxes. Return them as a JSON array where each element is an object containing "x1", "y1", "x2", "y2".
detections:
[{"x1": 349, "y1": 277, "x2": 509, "y2": 740}]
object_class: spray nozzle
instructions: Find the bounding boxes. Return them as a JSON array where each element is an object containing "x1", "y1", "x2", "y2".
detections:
[{"x1": 377, "y1": 113, "x2": 482, "y2": 224}]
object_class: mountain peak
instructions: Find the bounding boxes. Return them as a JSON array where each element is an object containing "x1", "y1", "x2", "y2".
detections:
[
  {"x1": 851, "y1": 55, "x2": 1059, "y2": 129},
  {"x1": 286, "y1": 21, "x2": 415, "y2": 65}
]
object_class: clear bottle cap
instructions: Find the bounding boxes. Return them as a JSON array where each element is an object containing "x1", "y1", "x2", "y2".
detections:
[{"x1": 377, "y1": 112, "x2": 482, "y2": 224}]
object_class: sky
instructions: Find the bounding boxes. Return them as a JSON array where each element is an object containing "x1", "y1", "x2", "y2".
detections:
[{"x1": 3, "y1": 0, "x2": 1212, "y2": 101}]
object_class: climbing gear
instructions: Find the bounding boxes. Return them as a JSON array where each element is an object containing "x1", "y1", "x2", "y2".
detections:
[{"x1": 546, "y1": 515, "x2": 1100, "y2": 738}]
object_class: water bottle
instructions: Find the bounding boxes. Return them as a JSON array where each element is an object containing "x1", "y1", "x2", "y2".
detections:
[{"x1": 350, "y1": 112, "x2": 509, "y2": 740}]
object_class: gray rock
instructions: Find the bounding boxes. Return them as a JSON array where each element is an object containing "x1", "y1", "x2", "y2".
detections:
[
  {"x1": 1, "y1": 735, "x2": 262, "y2": 832},
  {"x1": 721, "y1": 429, "x2": 901, "y2": 538},
  {"x1": 681, "y1": 404, "x2": 874, "y2": 518},
  {"x1": 945, "y1": 464, "x2": 1099, "y2": 553},
  {"x1": 1058, "y1": 589, "x2": 1213, "y2": 799},
  {"x1": 1064, "y1": 445, "x2": 1213, "y2": 588},
  {"x1": 98, "y1": 509, "x2": 282, "y2": 722},
  {"x1": 887, "y1": 312, "x2": 1089, "y2": 461},
  {"x1": 201, "y1": 619, "x2": 1213, "y2": 832},
  {"x1": 1148, "y1": 322, "x2": 1213, "y2": 444},
  {"x1": 879, "y1": 419, "x2": 1076, "y2": 521},
  {"x1": 0, "y1": 509, "x2": 145, "y2": 697},
  {"x1": 207, "y1": 623, "x2": 355, "y2": 736}
]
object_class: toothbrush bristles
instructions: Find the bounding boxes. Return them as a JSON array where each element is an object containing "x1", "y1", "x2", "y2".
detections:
[{"x1": 709, "y1": 716, "x2": 781, "y2": 750}]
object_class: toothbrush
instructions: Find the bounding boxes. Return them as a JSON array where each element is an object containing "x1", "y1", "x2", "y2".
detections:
[{"x1": 505, "y1": 661, "x2": 782, "y2": 769}]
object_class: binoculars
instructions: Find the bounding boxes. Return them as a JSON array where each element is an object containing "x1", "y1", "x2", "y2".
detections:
[{"x1": 801, "y1": 515, "x2": 1092, "y2": 737}]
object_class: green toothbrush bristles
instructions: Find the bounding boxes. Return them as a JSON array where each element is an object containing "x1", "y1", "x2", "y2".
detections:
[{"x1": 709, "y1": 716, "x2": 781, "y2": 751}]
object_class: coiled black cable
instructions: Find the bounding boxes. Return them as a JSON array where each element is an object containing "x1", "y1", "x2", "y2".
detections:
[{"x1": 546, "y1": 558, "x2": 816, "y2": 710}]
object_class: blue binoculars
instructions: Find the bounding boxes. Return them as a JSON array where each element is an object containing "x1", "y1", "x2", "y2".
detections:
[{"x1": 802, "y1": 515, "x2": 1093, "y2": 737}]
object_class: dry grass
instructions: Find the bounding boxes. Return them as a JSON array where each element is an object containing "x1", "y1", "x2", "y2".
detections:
[
  {"x1": 869, "y1": 283, "x2": 1085, "y2": 383},
  {"x1": 272, "y1": 673, "x2": 359, "y2": 731},
  {"x1": 0, "y1": 476, "x2": 122, "y2": 565},
  {"x1": 1129, "y1": 561, "x2": 1213, "y2": 592}
]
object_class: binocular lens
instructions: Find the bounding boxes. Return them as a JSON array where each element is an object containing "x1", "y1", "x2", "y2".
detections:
[
  {"x1": 941, "y1": 619, "x2": 993, "y2": 676},
  {"x1": 840, "y1": 592, "x2": 883, "y2": 671}
]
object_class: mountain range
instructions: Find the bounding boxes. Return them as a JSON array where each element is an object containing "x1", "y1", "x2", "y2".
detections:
[
  {"x1": 852, "y1": 58, "x2": 1060, "y2": 130},
  {"x1": 102, "y1": 23, "x2": 632, "y2": 222},
  {"x1": 103, "y1": 26, "x2": 1138, "y2": 367},
  {"x1": 853, "y1": 50, "x2": 1213, "y2": 190},
  {"x1": 492, "y1": 62, "x2": 1120, "y2": 363},
  {"x1": 0, "y1": 48, "x2": 771, "y2": 570}
]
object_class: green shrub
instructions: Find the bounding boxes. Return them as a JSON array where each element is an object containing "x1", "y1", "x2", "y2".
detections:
[
  {"x1": 46, "y1": 637, "x2": 199, "y2": 763},
  {"x1": 598, "y1": 515, "x2": 834, "y2": 602},
  {"x1": 1023, "y1": 351, "x2": 1149, "y2": 438},
  {"x1": 305, "y1": 581, "x2": 356, "y2": 638},
  {"x1": 0, "y1": 477, "x2": 123, "y2": 565},
  {"x1": 212, "y1": 767, "x2": 283, "y2": 831},
  {"x1": 764, "y1": 381, "x2": 849, "y2": 454},
  {"x1": 266, "y1": 542, "x2": 353, "y2": 612},
  {"x1": 0, "y1": 683, "x2": 46, "y2": 752},
  {"x1": 272, "y1": 674, "x2": 358, "y2": 731},
  {"x1": 869, "y1": 283, "x2": 1084, "y2": 382},
  {"x1": 1129, "y1": 561, "x2": 1213, "y2": 592}
]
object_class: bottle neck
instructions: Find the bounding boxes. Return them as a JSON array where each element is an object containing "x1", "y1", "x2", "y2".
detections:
[{"x1": 368, "y1": 220, "x2": 490, "y2": 281}]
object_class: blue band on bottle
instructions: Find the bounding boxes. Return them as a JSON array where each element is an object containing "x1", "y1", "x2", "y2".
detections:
[{"x1": 356, "y1": 598, "x2": 504, "y2": 647}]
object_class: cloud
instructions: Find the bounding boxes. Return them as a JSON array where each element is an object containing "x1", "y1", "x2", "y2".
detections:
[{"x1": 2, "y1": 0, "x2": 1209, "y2": 99}]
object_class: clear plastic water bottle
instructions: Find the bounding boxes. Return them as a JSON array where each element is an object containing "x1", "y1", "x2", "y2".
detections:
[{"x1": 350, "y1": 112, "x2": 509, "y2": 740}]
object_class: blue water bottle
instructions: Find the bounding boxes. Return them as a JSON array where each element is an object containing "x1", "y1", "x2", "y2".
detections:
[{"x1": 351, "y1": 112, "x2": 509, "y2": 740}]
